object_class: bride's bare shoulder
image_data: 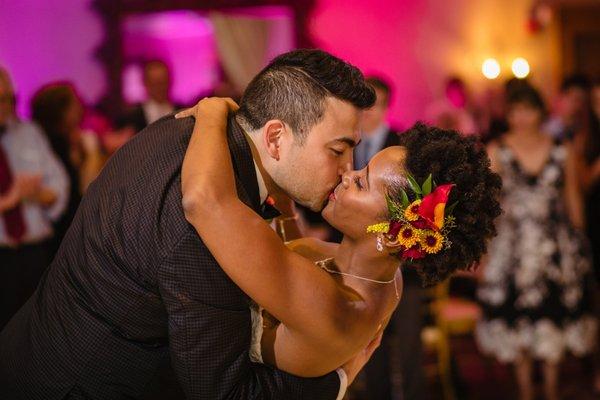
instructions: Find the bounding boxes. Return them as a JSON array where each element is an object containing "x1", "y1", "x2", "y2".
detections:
[{"x1": 285, "y1": 237, "x2": 338, "y2": 262}]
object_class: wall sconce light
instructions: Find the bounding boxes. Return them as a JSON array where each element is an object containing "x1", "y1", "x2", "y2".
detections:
[
  {"x1": 482, "y1": 58, "x2": 501, "y2": 79},
  {"x1": 511, "y1": 57, "x2": 530, "y2": 79}
]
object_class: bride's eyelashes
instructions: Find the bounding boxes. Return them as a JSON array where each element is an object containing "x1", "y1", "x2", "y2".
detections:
[{"x1": 354, "y1": 176, "x2": 364, "y2": 190}]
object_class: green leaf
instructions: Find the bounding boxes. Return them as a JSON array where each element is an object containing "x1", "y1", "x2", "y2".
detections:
[
  {"x1": 385, "y1": 195, "x2": 401, "y2": 218},
  {"x1": 400, "y1": 189, "x2": 410, "y2": 208},
  {"x1": 446, "y1": 201, "x2": 458, "y2": 216},
  {"x1": 421, "y1": 174, "x2": 432, "y2": 195},
  {"x1": 407, "y1": 174, "x2": 422, "y2": 195}
]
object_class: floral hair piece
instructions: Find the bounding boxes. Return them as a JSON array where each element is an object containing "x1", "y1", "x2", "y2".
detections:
[{"x1": 367, "y1": 174, "x2": 457, "y2": 260}]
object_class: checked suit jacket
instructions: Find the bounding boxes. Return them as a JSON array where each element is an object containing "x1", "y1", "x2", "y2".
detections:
[{"x1": 0, "y1": 115, "x2": 341, "y2": 399}]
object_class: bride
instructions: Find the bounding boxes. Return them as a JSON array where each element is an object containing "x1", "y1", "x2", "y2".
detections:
[{"x1": 177, "y1": 98, "x2": 501, "y2": 379}]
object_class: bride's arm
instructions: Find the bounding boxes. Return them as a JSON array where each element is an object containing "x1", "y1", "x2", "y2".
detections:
[{"x1": 178, "y1": 99, "x2": 373, "y2": 354}]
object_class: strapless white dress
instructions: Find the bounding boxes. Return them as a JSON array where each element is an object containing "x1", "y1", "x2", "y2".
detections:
[
  {"x1": 248, "y1": 258, "x2": 334, "y2": 363},
  {"x1": 249, "y1": 301, "x2": 264, "y2": 363}
]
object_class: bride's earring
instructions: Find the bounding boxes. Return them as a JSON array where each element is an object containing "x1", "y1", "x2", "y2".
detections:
[{"x1": 376, "y1": 235, "x2": 384, "y2": 252}]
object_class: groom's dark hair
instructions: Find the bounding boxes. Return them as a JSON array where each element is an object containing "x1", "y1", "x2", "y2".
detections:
[{"x1": 237, "y1": 49, "x2": 376, "y2": 142}]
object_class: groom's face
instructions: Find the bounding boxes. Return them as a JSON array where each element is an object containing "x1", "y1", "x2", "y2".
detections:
[{"x1": 272, "y1": 97, "x2": 361, "y2": 211}]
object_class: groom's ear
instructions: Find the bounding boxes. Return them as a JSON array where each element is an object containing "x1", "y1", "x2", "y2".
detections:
[{"x1": 262, "y1": 120, "x2": 286, "y2": 161}]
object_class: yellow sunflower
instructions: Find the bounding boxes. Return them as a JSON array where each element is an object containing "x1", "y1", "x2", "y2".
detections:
[
  {"x1": 398, "y1": 225, "x2": 419, "y2": 248},
  {"x1": 420, "y1": 230, "x2": 444, "y2": 254},
  {"x1": 404, "y1": 200, "x2": 421, "y2": 221}
]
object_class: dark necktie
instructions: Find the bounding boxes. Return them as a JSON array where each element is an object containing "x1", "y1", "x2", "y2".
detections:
[{"x1": 0, "y1": 125, "x2": 27, "y2": 243}]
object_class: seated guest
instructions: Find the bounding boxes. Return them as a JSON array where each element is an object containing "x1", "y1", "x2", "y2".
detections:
[
  {"x1": 117, "y1": 60, "x2": 184, "y2": 133},
  {"x1": 31, "y1": 82, "x2": 104, "y2": 250},
  {"x1": 0, "y1": 66, "x2": 69, "y2": 328}
]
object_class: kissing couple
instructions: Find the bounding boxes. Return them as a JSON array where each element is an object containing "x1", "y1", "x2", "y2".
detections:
[{"x1": 0, "y1": 49, "x2": 501, "y2": 399}]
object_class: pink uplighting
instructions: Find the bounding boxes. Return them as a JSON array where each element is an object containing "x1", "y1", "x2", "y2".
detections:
[{"x1": 0, "y1": 0, "x2": 105, "y2": 117}]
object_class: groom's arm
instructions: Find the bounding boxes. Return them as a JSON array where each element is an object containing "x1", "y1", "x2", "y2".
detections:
[{"x1": 158, "y1": 231, "x2": 346, "y2": 400}]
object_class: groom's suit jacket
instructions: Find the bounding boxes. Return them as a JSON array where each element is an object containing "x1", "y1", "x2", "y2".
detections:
[{"x1": 0, "y1": 115, "x2": 341, "y2": 399}]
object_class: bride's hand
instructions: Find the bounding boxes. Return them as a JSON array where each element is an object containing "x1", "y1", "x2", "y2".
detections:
[
  {"x1": 341, "y1": 331, "x2": 382, "y2": 386},
  {"x1": 175, "y1": 97, "x2": 239, "y2": 128}
]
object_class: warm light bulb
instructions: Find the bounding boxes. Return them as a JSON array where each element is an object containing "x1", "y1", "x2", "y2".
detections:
[
  {"x1": 482, "y1": 58, "x2": 501, "y2": 79},
  {"x1": 512, "y1": 58, "x2": 530, "y2": 79}
]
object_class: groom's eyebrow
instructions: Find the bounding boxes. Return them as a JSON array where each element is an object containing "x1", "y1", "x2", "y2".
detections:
[{"x1": 333, "y1": 137, "x2": 360, "y2": 148}]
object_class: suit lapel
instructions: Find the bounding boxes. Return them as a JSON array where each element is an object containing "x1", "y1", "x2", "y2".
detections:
[{"x1": 227, "y1": 115, "x2": 261, "y2": 212}]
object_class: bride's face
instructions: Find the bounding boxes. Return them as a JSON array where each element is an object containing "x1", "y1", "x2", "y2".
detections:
[{"x1": 322, "y1": 146, "x2": 407, "y2": 240}]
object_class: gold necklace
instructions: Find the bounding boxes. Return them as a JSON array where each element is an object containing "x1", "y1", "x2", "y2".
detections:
[{"x1": 316, "y1": 258, "x2": 400, "y2": 299}]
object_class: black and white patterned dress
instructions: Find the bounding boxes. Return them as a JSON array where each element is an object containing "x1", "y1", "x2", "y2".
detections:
[{"x1": 476, "y1": 141, "x2": 597, "y2": 363}]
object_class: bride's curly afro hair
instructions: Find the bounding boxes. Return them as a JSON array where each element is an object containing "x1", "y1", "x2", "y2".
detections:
[{"x1": 393, "y1": 123, "x2": 502, "y2": 286}]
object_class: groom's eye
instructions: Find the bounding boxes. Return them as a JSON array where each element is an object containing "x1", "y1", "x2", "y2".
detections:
[{"x1": 331, "y1": 148, "x2": 344, "y2": 156}]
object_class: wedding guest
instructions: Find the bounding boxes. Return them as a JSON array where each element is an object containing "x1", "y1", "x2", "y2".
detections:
[
  {"x1": 31, "y1": 82, "x2": 103, "y2": 249},
  {"x1": 358, "y1": 76, "x2": 425, "y2": 400},
  {"x1": 481, "y1": 78, "x2": 532, "y2": 144},
  {"x1": 574, "y1": 79, "x2": 600, "y2": 394},
  {"x1": 545, "y1": 74, "x2": 590, "y2": 141},
  {"x1": 476, "y1": 84, "x2": 596, "y2": 400},
  {"x1": 117, "y1": 60, "x2": 184, "y2": 133},
  {"x1": 426, "y1": 76, "x2": 477, "y2": 136},
  {"x1": 354, "y1": 77, "x2": 400, "y2": 169},
  {"x1": 81, "y1": 108, "x2": 115, "y2": 155},
  {"x1": 0, "y1": 66, "x2": 69, "y2": 328}
]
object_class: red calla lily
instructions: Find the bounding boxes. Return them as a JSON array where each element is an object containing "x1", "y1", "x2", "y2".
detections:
[{"x1": 417, "y1": 184, "x2": 454, "y2": 230}]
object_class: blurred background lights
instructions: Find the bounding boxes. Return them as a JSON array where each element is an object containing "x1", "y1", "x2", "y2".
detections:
[
  {"x1": 482, "y1": 58, "x2": 501, "y2": 79},
  {"x1": 512, "y1": 57, "x2": 530, "y2": 78}
]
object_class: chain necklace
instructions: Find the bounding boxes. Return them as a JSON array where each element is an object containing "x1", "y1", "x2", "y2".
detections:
[{"x1": 316, "y1": 258, "x2": 400, "y2": 299}]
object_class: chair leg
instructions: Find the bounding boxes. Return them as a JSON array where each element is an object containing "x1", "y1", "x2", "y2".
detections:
[{"x1": 437, "y1": 330, "x2": 456, "y2": 400}]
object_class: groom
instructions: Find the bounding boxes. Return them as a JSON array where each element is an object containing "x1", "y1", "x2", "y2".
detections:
[{"x1": 0, "y1": 50, "x2": 376, "y2": 399}]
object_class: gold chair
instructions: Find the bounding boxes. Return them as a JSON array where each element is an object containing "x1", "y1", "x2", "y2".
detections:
[{"x1": 422, "y1": 274, "x2": 481, "y2": 400}]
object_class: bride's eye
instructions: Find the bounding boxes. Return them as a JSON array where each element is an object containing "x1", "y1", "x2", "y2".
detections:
[{"x1": 354, "y1": 176, "x2": 364, "y2": 190}]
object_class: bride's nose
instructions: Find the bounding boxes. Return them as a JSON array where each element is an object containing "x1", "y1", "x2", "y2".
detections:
[{"x1": 341, "y1": 169, "x2": 352, "y2": 189}]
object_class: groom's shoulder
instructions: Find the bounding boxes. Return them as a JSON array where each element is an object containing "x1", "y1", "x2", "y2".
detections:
[
  {"x1": 137, "y1": 113, "x2": 195, "y2": 144},
  {"x1": 105, "y1": 114, "x2": 195, "y2": 174},
  {"x1": 89, "y1": 114, "x2": 196, "y2": 208}
]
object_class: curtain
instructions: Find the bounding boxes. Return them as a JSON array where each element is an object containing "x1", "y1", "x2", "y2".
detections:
[{"x1": 209, "y1": 8, "x2": 295, "y2": 95}]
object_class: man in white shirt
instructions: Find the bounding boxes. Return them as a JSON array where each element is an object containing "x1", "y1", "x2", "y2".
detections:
[
  {"x1": 117, "y1": 60, "x2": 183, "y2": 134},
  {"x1": 0, "y1": 66, "x2": 69, "y2": 328}
]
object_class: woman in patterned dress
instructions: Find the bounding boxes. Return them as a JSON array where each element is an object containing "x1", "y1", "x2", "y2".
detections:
[{"x1": 476, "y1": 84, "x2": 597, "y2": 400}]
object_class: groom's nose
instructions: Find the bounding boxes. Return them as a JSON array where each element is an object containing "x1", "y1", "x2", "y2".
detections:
[{"x1": 338, "y1": 162, "x2": 352, "y2": 177}]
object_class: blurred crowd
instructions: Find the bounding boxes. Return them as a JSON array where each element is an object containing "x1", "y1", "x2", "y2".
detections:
[
  {"x1": 0, "y1": 60, "x2": 183, "y2": 327},
  {"x1": 1, "y1": 57, "x2": 599, "y2": 400}
]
